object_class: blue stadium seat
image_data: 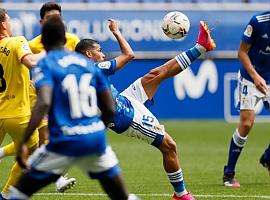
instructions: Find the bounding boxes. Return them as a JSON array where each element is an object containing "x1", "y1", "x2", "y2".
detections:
[
  {"x1": 60, "y1": 0, "x2": 84, "y2": 2},
  {"x1": 30, "y1": 0, "x2": 61, "y2": 2},
  {"x1": 249, "y1": 0, "x2": 269, "y2": 2},
  {"x1": 2, "y1": 0, "x2": 31, "y2": 2},
  {"x1": 87, "y1": 0, "x2": 113, "y2": 2}
]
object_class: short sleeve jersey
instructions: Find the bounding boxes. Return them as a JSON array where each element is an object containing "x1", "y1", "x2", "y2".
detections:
[
  {"x1": 0, "y1": 36, "x2": 32, "y2": 118},
  {"x1": 240, "y1": 11, "x2": 270, "y2": 84},
  {"x1": 29, "y1": 32, "x2": 80, "y2": 54},
  {"x1": 33, "y1": 50, "x2": 110, "y2": 156},
  {"x1": 95, "y1": 59, "x2": 134, "y2": 133}
]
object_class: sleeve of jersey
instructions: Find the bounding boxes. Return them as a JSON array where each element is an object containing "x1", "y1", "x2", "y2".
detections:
[
  {"x1": 32, "y1": 61, "x2": 54, "y2": 89},
  {"x1": 95, "y1": 69, "x2": 110, "y2": 94},
  {"x1": 15, "y1": 36, "x2": 33, "y2": 61},
  {"x1": 71, "y1": 34, "x2": 80, "y2": 51},
  {"x1": 95, "y1": 59, "x2": 116, "y2": 77},
  {"x1": 241, "y1": 16, "x2": 258, "y2": 44}
]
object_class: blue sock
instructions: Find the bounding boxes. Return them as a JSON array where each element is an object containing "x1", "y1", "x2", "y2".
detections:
[
  {"x1": 263, "y1": 144, "x2": 270, "y2": 160},
  {"x1": 225, "y1": 129, "x2": 247, "y2": 174},
  {"x1": 167, "y1": 169, "x2": 187, "y2": 196},
  {"x1": 174, "y1": 45, "x2": 203, "y2": 71}
]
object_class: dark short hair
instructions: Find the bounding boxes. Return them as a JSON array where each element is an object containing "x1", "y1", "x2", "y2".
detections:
[
  {"x1": 0, "y1": 8, "x2": 7, "y2": 23},
  {"x1": 40, "y1": 2, "x2": 61, "y2": 20},
  {"x1": 75, "y1": 39, "x2": 99, "y2": 55},
  {"x1": 41, "y1": 15, "x2": 65, "y2": 51}
]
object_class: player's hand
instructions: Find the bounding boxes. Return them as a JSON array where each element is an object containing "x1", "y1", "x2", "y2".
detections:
[
  {"x1": 108, "y1": 19, "x2": 119, "y2": 33},
  {"x1": 253, "y1": 74, "x2": 267, "y2": 95},
  {"x1": 16, "y1": 144, "x2": 30, "y2": 170}
]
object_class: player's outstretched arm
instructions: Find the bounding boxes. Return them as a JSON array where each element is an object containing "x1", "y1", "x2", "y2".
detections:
[
  {"x1": 21, "y1": 50, "x2": 46, "y2": 69},
  {"x1": 238, "y1": 41, "x2": 267, "y2": 94},
  {"x1": 108, "y1": 19, "x2": 135, "y2": 71}
]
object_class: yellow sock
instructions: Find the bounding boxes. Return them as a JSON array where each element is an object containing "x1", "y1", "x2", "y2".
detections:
[
  {"x1": 2, "y1": 162, "x2": 23, "y2": 196},
  {"x1": 3, "y1": 142, "x2": 16, "y2": 157}
]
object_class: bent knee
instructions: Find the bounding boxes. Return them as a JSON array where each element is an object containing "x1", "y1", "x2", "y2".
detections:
[{"x1": 159, "y1": 134, "x2": 177, "y2": 154}]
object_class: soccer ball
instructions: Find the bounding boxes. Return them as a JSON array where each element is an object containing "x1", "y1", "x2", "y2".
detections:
[{"x1": 162, "y1": 11, "x2": 190, "y2": 39}]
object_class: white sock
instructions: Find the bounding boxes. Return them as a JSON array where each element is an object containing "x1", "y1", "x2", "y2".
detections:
[{"x1": 0, "y1": 147, "x2": 4, "y2": 159}]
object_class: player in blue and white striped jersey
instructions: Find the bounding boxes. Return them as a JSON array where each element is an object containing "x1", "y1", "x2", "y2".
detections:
[
  {"x1": 9, "y1": 15, "x2": 139, "y2": 200},
  {"x1": 76, "y1": 19, "x2": 215, "y2": 200},
  {"x1": 223, "y1": 11, "x2": 270, "y2": 187}
]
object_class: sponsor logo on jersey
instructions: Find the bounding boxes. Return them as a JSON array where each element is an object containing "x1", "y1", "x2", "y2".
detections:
[
  {"x1": 22, "y1": 44, "x2": 30, "y2": 51},
  {"x1": 97, "y1": 61, "x2": 111, "y2": 69},
  {"x1": 244, "y1": 25, "x2": 253, "y2": 37}
]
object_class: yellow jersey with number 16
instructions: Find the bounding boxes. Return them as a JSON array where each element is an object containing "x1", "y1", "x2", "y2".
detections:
[{"x1": 0, "y1": 36, "x2": 32, "y2": 119}]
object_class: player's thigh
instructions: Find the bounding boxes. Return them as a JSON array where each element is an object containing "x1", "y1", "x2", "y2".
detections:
[
  {"x1": 121, "y1": 78, "x2": 149, "y2": 104},
  {"x1": 121, "y1": 96, "x2": 165, "y2": 148},
  {"x1": 77, "y1": 146, "x2": 120, "y2": 179},
  {"x1": 238, "y1": 77, "x2": 265, "y2": 110},
  {"x1": 28, "y1": 145, "x2": 73, "y2": 176},
  {"x1": 4, "y1": 116, "x2": 39, "y2": 151}
]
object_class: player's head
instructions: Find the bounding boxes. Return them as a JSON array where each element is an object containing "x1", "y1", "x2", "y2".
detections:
[
  {"x1": 41, "y1": 15, "x2": 66, "y2": 52},
  {"x1": 0, "y1": 8, "x2": 12, "y2": 37},
  {"x1": 40, "y1": 2, "x2": 61, "y2": 26},
  {"x1": 75, "y1": 39, "x2": 105, "y2": 62}
]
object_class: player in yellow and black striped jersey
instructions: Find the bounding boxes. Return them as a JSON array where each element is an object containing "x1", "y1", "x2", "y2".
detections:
[{"x1": 0, "y1": 8, "x2": 45, "y2": 200}]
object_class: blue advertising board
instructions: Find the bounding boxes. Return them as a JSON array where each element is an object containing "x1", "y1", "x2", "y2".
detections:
[{"x1": 110, "y1": 59, "x2": 270, "y2": 121}]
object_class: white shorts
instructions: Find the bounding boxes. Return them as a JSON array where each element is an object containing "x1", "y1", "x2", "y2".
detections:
[
  {"x1": 237, "y1": 74, "x2": 270, "y2": 111},
  {"x1": 121, "y1": 79, "x2": 165, "y2": 147},
  {"x1": 121, "y1": 78, "x2": 149, "y2": 104},
  {"x1": 27, "y1": 145, "x2": 119, "y2": 178}
]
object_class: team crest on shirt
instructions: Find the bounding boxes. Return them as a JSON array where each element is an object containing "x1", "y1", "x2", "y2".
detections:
[
  {"x1": 97, "y1": 61, "x2": 111, "y2": 69},
  {"x1": 22, "y1": 44, "x2": 30, "y2": 51},
  {"x1": 244, "y1": 25, "x2": 253, "y2": 37}
]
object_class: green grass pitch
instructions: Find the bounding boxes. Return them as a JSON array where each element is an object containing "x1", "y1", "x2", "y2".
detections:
[{"x1": 0, "y1": 121, "x2": 269, "y2": 200}]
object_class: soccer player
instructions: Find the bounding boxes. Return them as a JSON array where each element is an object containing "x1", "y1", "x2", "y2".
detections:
[
  {"x1": 223, "y1": 11, "x2": 270, "y2": 187},
  {"x1": 9, "y1": 15, "x2": 139, "y2": 200},
  {"x1": 75, "y1": 20, "x2": 215, "y2": 200},
  {"x1": 0, "y1": 8, "x2": 45, "y2": 200},
  {"x1": 0, "y1": 1, "x2": 78, "y2": 192}
]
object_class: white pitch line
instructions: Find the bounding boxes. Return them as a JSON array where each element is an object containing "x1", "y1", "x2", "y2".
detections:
[{"x1": 35, "y1": 193, "x2": 270, "y2": 199}]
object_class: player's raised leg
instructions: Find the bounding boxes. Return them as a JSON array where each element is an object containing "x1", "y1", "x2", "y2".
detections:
[{"x1": 141, "y1": 21, "x2": 216, "y2": 101}]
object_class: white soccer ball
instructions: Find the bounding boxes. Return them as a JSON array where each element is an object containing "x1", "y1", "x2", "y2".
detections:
[{"x1": 162, "y1": 11, "x2": 190, "y2": 39}]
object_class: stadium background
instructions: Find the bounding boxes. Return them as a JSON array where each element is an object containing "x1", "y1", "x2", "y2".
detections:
[{"x1": 0, "y1": 1, "x2": 270, "y2": 200}]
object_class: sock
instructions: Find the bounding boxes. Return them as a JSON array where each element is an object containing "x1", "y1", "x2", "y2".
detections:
[
  {"x1": 0, "y1": 148, "x2": 4, "y2": 159},
  {"x1": 225, "y1": 129, "x2": 247, "y2": 174},
  {"x1": 175, "y1": 45, "x2": 203, "y2": 71},
  {"x1": 1, "y1": 192, "x2": 9, "y2": 199},
  {"x1": 263, "y1": 144, "x2": 270, "y2": 160},
  {"x1": 9, "y1": 186, "x2": 29, "y2": 200},
  {"x1": 167, "y1": 169, "x2": 188, "y2": 197},
  {"x1": 2, "y1": 162, "x2": 23, "y2": 196},
  {"x1": 3, "y1": 142, "x2": 16, "y2": 157}
]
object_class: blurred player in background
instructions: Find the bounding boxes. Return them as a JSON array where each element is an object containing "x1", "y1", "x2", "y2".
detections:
[
  {"x1": 0, "y1": 8, "x2": 45, "y2": 200},
  {"x1": 223, "y1": 11, "x2": 270, "y2": 187},
  {"x1": 76, "y1": 19, "x2": 215, "y2": 200},
  {"x1": 0, "y1": 1, "x2": 78, "y2": 193},
  {"x1": 10, "y1": 15, "x2": 139, "y2": 200}
]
